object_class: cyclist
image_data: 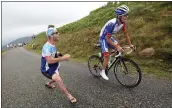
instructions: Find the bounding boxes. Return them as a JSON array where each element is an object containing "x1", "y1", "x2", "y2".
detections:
[
  {"x1": 40, "y1": 25, "x2": 77, "y2": 103},
  {"x1": 99, "y1": 5, "x2": 134, "y2": 80}
]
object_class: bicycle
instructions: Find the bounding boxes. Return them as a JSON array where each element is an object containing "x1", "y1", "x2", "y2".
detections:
[{"x1": 88, "y1": 44, "x2": 142, "y2": 88}]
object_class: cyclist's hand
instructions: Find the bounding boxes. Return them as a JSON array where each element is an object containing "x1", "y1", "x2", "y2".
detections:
[
  {"x1": 117, "y1": 46, "x2": 124, "y2": 52},
  {"x1": 129, "y1": 44, "x2": 134, "y2": 49},
  {"x1": 129, "y1": 44, "x2": 136, "y2": 51},
  {"x1": 62, "y1": 54, "x2": 70, "y2": 61}
]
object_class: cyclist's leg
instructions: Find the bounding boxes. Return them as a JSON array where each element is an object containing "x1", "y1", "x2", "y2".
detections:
[
  {"x1": 108, "y1": 37, "x2": 120, "y2": 55},
  {"x1": 108, "y1": 37, "x2": 119, "y2": 50},
  {"x1": 99, "y1": 38, "x2": 110, "y2": 80}
]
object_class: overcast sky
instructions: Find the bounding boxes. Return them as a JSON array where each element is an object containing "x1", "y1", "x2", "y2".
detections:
[{"x1": 2, "y1": 2, "x2": 107, "y2": 46}]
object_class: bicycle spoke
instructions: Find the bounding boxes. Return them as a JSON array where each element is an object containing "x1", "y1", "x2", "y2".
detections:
[{"x1": 88, "y1": 55, "x2": 102, "y2": 78}]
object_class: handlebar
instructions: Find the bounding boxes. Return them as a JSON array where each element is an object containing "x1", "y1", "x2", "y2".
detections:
[
  {"x1": 112, "y1": 46, "x2": 136, "y2": 57},
  {"x1": 115, "y1": 52, "x2": 122, "y2": 57},
  {"x1": 94, "y1": 43, "x2": 136, "y2": 57}
]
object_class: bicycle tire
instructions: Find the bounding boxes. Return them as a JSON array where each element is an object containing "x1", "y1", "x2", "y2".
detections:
[
  {"x1": 88, "y1": 55, "x2": 103, "y2": 78},
  {"x1": 114, "y1": 57, "x2": 142, "y2": 88}
]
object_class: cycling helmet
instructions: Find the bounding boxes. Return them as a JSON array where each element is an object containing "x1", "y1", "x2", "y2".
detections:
[{"x1": 115, "y1": 5, "x2": 129, "y2": 16}]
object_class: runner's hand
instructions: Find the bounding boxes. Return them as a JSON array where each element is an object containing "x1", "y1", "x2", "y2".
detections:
[
  {"x1": 62, "y1": 54, "x2": 70, "y2": 61},
  {"x1": 57, "y1": 52, "x2": 63, "y2": 57}
]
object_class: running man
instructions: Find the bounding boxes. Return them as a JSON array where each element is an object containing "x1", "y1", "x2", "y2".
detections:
[{"x1": 40, "y1": 25, "x2": 77, "y2": 103}]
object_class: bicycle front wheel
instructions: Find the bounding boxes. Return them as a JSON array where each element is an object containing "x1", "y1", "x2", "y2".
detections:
[
  {"x1": 114, "y1": 58, "x2": 142, "y2": 88},
  {"x1": 88, "y1": 55, "x2": 103, "y2": 78}
]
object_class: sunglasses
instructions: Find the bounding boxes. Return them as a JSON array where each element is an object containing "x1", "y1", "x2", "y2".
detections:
[{"x1": 52, "y1": 32, "x2": 60, "y2": 35}]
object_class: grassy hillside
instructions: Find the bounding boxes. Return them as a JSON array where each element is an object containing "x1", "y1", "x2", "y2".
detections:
[{"x1": 25, "y1": 2, "x2": 172, "y2": 79}]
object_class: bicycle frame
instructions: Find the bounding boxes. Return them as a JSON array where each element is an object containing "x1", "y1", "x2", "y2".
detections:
[
  {"x1": 101, "y1": 51, "x2": 130, "y2": 75},
  {"x1": 100, "y1": 52, "x2": 119, "y2": 74},
  {"x1": 99, "y1": 44, "x2": 134, "y2": 75},
  {"x1": 106, "y1": 57, "x2": 119, "y2": 72}
]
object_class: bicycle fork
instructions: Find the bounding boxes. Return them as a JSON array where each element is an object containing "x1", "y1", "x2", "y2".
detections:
[{"x1": 119, "y1": 59, "x2": 129, "y2": 74}]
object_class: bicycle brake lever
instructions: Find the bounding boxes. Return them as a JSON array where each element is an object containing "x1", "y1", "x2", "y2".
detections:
[
  {"x1": 115, "y1": 52, "x2": 122, "y2": 57},
  {"x1": 133, "y1": 46, "x2": 136, "y2": 52},
  {"x1": 128, "y1": 46, "x2": 136, "y2": 52}
]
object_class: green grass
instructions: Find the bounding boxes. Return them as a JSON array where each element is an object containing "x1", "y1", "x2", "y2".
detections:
[
  {"x1": 26, "y1": 2, "x2": 172, "y2": 80},
  {"x1": 131, "y1": 56, "x2": 172, "y2": 80},
  {"x1": 2, "y1": 50, "x2": 7, "y2": 55},
  {"x1": 24, "y1": 44, "x2": 42, "y2": 54}
]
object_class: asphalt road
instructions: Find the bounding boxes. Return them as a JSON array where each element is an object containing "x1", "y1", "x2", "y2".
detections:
[{"x1": 2, "y1": 47, "x2": 172, "y2": 108}]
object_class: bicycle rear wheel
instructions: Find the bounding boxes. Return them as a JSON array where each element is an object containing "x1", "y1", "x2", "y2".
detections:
[
  {"x1": 114, "y1": 58, "x2": 142, "y2": 88},
  {"x1": 88, "y1": 55, "x2": 103, "y2": 78}
]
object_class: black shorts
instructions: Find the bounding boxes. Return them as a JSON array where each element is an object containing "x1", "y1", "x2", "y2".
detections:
[{"x1": 41, "y1": 72, "x2": 53, "y2": 79}]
